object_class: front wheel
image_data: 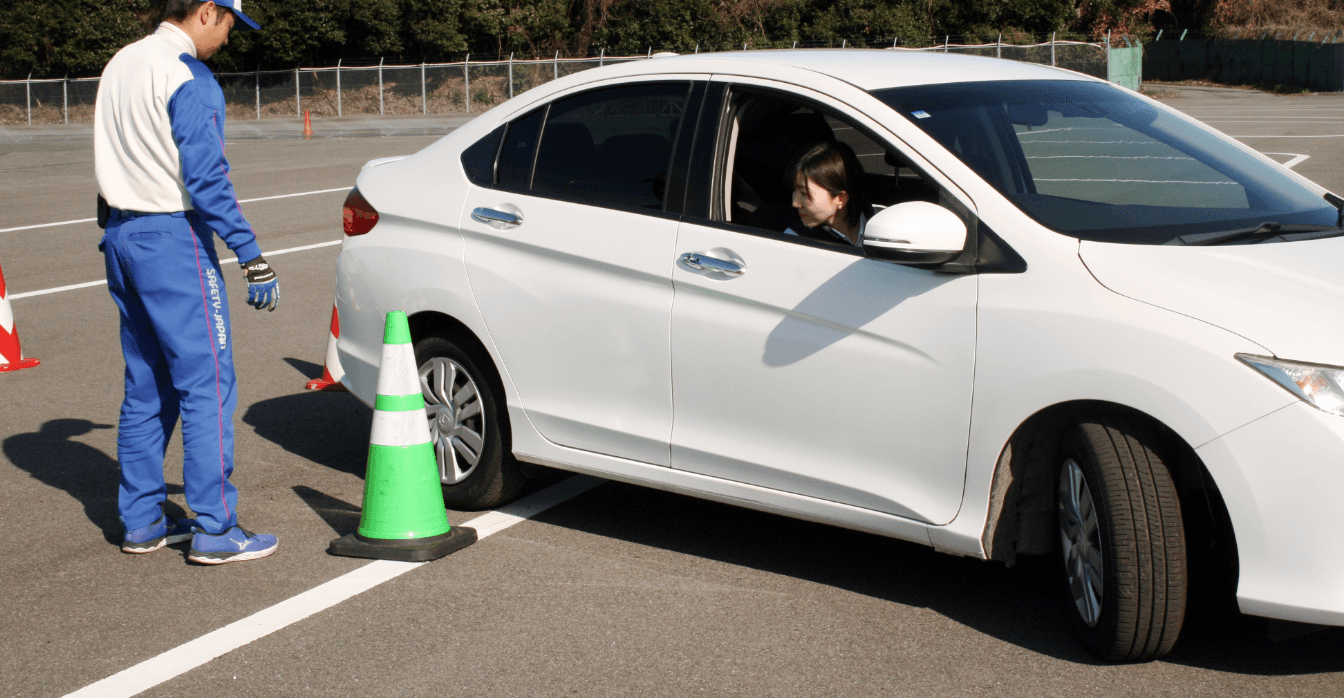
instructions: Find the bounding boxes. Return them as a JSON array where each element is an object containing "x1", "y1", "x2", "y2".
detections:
[
  {"x1": 1057, "y1": 416, "x2": 1187, "y2": 662},
  {"x1": 415, "y1": 331, "x2": 525, "y2": 510}
]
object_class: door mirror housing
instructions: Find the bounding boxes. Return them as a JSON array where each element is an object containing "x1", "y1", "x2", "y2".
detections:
[{"x1": 863, "y1": 201, "x2": 968, "y2": 266}]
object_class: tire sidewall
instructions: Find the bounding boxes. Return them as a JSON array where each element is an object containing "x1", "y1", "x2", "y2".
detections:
[{"x1": 1057, "y1": 425, "x2": 1124, "y2": 655}]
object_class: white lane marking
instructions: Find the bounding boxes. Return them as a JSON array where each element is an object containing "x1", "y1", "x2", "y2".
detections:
[
  {"x1": 0, "y1": 188, "x2": 350, "y2": 234},
  {"x1": 1264, "y1": 153, "x2": 1310, "y2": 169},
  {"x1": 1231, "y1": 134, "x2": 1344, "y2": 138},
  {"x1": 62, "y1": 474, "x2": 606, "y2": 698},
  {"x1": 9, "y1": 240, "x2": 342, "y2": 300}
]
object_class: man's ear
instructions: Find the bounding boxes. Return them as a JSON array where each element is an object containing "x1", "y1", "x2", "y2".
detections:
[
  {"x1": 198, "y1": 1, "x2": 218, "y2": 26},
  {"x1": 835, "y1": 190, "x2": 850, "y2": 209}
]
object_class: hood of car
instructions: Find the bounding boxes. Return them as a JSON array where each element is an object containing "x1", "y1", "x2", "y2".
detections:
[{"x1": 1079, "y1": 236, "x2": 1344, "y2": 366}]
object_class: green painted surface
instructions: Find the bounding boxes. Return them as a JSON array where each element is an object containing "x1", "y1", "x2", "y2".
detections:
[
  {"x1": 1108, "y1": 44, "x2": 1143, "y2": 90},
  {"x1": 375, "y1": 392, "x2": 426, "y2": 412},
  {"x1": 357, "y1": 441, "x2": 452, "y2": 540},
  {"x1": 383, "y1": 310, "x2": 412, "y2": 345}
]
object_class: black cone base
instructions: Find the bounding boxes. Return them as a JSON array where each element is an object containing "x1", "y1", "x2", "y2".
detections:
[{"x1": 328, "y1": 526, "x2": 477, "y2": 562}]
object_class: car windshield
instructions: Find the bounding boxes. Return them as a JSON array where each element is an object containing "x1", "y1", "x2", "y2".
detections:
[{"x1": 871, "y1": 80, "x2": 1338, "y2": 244}]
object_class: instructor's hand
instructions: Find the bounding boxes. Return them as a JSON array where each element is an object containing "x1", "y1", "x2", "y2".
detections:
[{"x1": 241, "y1": 256, "x2": 280, "y2": 311}]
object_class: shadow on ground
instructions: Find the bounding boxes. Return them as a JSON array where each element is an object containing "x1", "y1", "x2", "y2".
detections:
[
  {"x1": 3, "y1": 418, "x2": 186, "y2": 544},
  {"x1": 531, "y1": 479, "x2": 1344, "y2": 674},
  {"x1": 241, "y1": 385, "x2": 371, "y2": 476}
]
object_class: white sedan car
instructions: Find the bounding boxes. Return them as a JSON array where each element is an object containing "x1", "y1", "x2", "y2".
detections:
[{"x1": 333, "y1": 50, "x2": 1344, "y2": 661}]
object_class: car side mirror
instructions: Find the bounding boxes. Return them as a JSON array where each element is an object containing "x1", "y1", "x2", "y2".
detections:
[{"x1": 862, "y1": 201, "x2": 968, "y2": 266}]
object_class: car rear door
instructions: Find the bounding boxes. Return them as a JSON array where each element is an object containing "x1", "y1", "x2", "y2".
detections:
[
  {"x1": 461, "y1": 80, "x2": 694, "y2": 466},
  {"x1": 668, "y1": 79, "x2": 979, "y2": 525}
]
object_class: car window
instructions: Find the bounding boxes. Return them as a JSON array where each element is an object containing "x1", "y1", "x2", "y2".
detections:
[
  {"x1": 497, "y1": 108, "x2": 545, "y2": 192},
  {"x1": 716, "y1": 89, "x2": 954, "y2": 249},
  {"x1": 532, "y1": 82, "x2": 690, "y2": 210},
  {"x1": 461, "y1": 124, "x2": 505, "y2": 187},
  {"x1": 873, "y1": 80, "x2": 1338, "y2": 244}
]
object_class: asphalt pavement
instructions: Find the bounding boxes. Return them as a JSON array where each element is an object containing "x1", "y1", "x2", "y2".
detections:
[{"x1": 3, "y1": 87, "x2": 1344, "y2": 698}]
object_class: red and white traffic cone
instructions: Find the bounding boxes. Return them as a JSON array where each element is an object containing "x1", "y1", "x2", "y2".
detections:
[
  {"x1": 303, "y1": 110, "x2": 313, "y2": 140},
  {"x1": 0, "y1": 260, "x2": 39, "y2": 373},
  {"x1": 305, "y1": 302, "x2": 347, "y2": 391}
]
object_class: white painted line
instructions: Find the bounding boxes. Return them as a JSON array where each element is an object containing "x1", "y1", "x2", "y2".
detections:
[
  {"x1": 1230, "y1": 134, "x2": 1344, "y2": 138},
  {"x1": 0, "y1": 187, "x2": 350, "y2": 235},
  {"x1": 10, "y1": 239, "x2": 342, "y2": 300},
  {"x1": 63, "y1": 474, "x2": 606, "y2": 698},
  {"x1": 1264, "y1": 153, "x2": 1310, "y2": 169}
]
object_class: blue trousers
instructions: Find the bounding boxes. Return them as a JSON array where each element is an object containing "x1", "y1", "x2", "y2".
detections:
[{"x1": 102, "y1": 210, "x2": 238, "y2": 534}]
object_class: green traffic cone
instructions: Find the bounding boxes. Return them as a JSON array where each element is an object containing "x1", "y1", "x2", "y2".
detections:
[{"x1": 328, "y1": 311, "x2": 477, "y2": 561}]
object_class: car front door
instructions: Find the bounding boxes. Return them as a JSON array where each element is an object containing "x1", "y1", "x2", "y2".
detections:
[
  {"x1": 668, "y1": 81, "x2": 979, "y2": 524},
  {"x1": 462, "y1": 81, "x2": 693, "y2": 466}
]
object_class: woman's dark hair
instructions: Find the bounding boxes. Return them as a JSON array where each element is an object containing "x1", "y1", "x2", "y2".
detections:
[
  {"x1": 784, "y1": 140, "x2": 870, "y2": 229},
  {"x1": 163, "y1": 0, "x2": 231, "y2": 24}
]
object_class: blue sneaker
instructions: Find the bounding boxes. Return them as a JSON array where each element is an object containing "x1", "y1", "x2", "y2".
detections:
[
  {"x1": 122, "y1": 515, "x2": 199, "y2": 554},
  {"x1": 188, "y1": 526, "x2": 279, "y2": 565}
]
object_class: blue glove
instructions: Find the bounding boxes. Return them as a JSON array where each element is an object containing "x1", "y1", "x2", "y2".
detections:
[{"x1": 241, "y1": 256, "x2": 280, "y2": 311}]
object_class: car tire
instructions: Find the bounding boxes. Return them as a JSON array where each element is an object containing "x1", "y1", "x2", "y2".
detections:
[
  {"x1": 414, "y1": 331, "x2": 526, "y2": 510},
  {"x1": 1057, "y1": 415, "x2": 1187, "y2": 662}
]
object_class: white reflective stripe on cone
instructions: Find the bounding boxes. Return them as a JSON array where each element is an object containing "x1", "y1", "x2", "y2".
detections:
[
  {"x1": 375, "y1": 343, "x2": 420, "y2": 397},
  {"x1": 369, "y1": 408, "x2": 432, "y2": 448}
]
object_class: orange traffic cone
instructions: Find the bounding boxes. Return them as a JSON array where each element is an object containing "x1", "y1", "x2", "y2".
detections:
[
  {"x1": 303, "y1": 110, "x2": 313, "y2": 139},
  {"x1": 0, "y1": 260, "x2": 39, "y2": 373},
  {"x1": 305, "y1": 302, "x2": 348, "y2": 391}
]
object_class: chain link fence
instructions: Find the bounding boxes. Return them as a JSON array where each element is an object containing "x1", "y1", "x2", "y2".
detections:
[{"x1": 1, "y1": 39, "x2": 1120, "y2": 126}]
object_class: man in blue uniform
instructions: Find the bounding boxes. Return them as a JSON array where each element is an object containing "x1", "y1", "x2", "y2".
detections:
[{"x1": 94, "y1": 0, "x2": 279, "y2": 564}]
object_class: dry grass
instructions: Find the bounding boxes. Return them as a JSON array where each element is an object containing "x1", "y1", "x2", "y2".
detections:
[{"x1": 1212, "y1": 0, "x2": 1344, "y2": 37}]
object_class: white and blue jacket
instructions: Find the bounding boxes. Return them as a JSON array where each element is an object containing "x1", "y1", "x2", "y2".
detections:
[{"x1": 94, "y1": 22, "x2": 261, "y2": 263}]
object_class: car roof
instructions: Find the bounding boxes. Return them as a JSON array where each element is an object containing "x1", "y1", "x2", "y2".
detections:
[{"x1": 646, "y1": 49, "x2": 1095, "y2": 91}]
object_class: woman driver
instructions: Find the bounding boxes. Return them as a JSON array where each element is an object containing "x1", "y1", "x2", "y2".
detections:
[{"x1": 783, "y1": 141, "x2": 872, "y2": 246}]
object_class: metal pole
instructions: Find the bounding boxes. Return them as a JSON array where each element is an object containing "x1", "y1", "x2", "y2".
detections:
[
  {"x1": 1051, "y1": 31, "x2": 1056, "y2": 66},
  {"x1": 26, "y1": 73, "x2": 31, "y2": 126},
  {"x1": 694, "y1": 44, "x2": 699, "y2": 54},
  {"x1": 599, "y1": 48, "x2": 604, "y2": 67},
  {"x1": 295, "y1": 67, "x2": 300, "y2": 117},
  {"x1": 378, "y1": 58, "x2": 384, "y2": 116},
  {"x1": 841, "y1": 39, "x2": 846, "y2": 49},
  {"x1": 336, "y1": 60, "x2": 342, "y2": 117},
  {"x1": 63, "y1": 76, "x2": 68, "y2": 125},
  {"x1": 553, "y1": 51, "x2": 558, "y2": 80},
  {"x1": 421, "y1": 62, "x2": 427, "y2": 114},
  {"x1": 997, "y1": 34, "x2": 1002, "y2": 59},
  {"x1": 944, "y1": 36, "x2": 949, "y2": 53},
  {"x1": 255, "y1": 68, "x2": 260, "y2": 119},
  {"x1": 508, "y1": 53, "x2": 514, "y2": 98},
  {"x1": 464, "y1": 54, "x2": 470, "y2": 114},
  {"x1": 647, "y1": 46, "x2": 651, "y2": 58}
]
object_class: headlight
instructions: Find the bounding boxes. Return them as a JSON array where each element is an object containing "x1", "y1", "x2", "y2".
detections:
[{"x1": 1237, "y1": 354, "x2": 1344, "y2": 417}]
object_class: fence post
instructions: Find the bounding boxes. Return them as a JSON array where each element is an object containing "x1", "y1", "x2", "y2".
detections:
[
  {"x1": 421, "y1": 61, "x2": 427, "y2": 114},
  {"x1": 26, "y1": 73, "x2": 31, "y2": 126},
  {"x1": 997, "y1": 34, "x2": 1002, "y2": 59},
  {"x1": 647, "y1": 47, "x2": 652, "y2": 58},
  {"x1": 63, "y1": 76, "x2": 68, "y2": 125},
  {"x1": 694, "y1": 45, "x2": 699, "y2": 54},
  {"x1": 336, "y1": 60, "x2": 342, "y2": 117},
  {"x1": 508, "y1": 53, "x2": 514, "y2": 98},
  {"x1": 295, "y1": 67, "x2": 300, "y2": 117},
  {"x1": 944, "y1": 36, "x2": 949, "y2": 53},
  {"x1": 841, "y1": 39, "x2": 846, "y2": 49},
  {"x1": 554, "y1": 51, "x2": 559, "y2": 80},
  {"x1": 378, "y1": 58, "x2": 384, "y2": 116},
  {"x1": 1051, "y1": 31, "x2": 1057, "y2": 66},
  {"x1": 599, "y1": 48, "x2": 605, "y2": 67},
  {"x1": 255, "y1": 68, "x2": 260, "y2": 120}
]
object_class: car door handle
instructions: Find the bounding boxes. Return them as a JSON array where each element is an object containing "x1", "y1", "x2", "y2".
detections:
[
  {"x1": 680, "y1": 253, "x2": 745, "y2": 276},
  {"x1": 471, "y1": 207, "x2": 523, "y2": 227}
]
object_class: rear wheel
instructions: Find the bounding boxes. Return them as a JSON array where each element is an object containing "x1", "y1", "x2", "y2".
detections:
[
  {"x1": 415, "y1": 331, "x2": 526, "y2": 510},
  {"x1": 1057, "y1": 416, "x2": 1187, "y2": 662}
]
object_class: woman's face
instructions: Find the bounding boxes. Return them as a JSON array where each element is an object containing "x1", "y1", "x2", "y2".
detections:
[{"x1": 792, "y1": 175, "x2": 848, "y2": 229}]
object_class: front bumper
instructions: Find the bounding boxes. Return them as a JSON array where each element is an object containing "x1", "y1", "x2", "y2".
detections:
[{"x1": 1197, "y1": 401, "x2": 1344, "y2": 625}]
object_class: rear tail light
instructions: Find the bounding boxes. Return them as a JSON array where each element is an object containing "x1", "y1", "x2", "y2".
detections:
[{"x1": 343, "y1": 188, "x2": 379, "y2": 236}]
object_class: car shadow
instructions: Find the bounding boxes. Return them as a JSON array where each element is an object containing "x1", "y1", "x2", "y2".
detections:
[
  {"x1": 240, "y1": 390, "x2": 372, "y2": 476},
  {"x1": 3, "y1": 418, "x2": 186, "y2": 544},
  {"x1": 762, "y1": 259, "x2": 945, "y2": 367},
  {"x1": 530, "y1": 479, "x2": 1344, "y2": 673}
]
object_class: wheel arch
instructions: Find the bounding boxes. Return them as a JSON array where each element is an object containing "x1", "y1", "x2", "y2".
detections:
[
  {"x1": 981, "y1": 400, "x2": 1238, "y2": 591},
  {"x1": 407, "y1": 310, "x2": 514, "y2": 455}
]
